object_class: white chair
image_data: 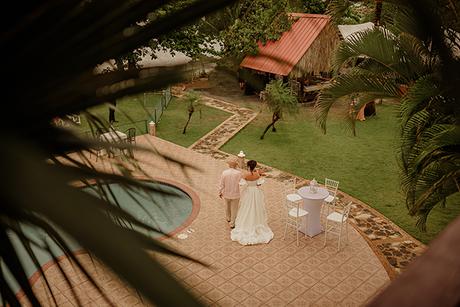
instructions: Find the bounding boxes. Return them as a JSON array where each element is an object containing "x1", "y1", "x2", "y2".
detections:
[
  {"x1": 88, "y1": 130, "x2": 106, "y2": 161},
  {"x1": 322, "y1": 178, "x2": 340, "y2": 216},
  {"x1": 323, "y1": 201, "x2": 352, "y2": 251},
  {"x1": 283, "y1": 198, "x2": 309, "y2": 246},
  {"x1": 285, "y1": 178, "x2": 302, "y2": 204}
]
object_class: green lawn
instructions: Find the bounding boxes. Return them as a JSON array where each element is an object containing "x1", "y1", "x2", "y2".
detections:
[
  {"x1": 77, "y1": 93, "x2": 458, "y2": 243},
  {"x1": 77, "y1": 92, "x2": 231, "y2": 148},
  {"x1": 78, "y1": 92, "x2": 166, "y2": 135},
  {"x1": 156, "y1": 99, "x2": 231, "y2": 147},
  {"x1": 221, "y1": 103, "x2": 460, "y2": 243}
]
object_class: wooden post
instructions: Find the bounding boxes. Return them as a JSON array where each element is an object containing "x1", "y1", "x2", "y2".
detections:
[{"x1": 148, "y1": 121, "x2": 156, "y2": 136}]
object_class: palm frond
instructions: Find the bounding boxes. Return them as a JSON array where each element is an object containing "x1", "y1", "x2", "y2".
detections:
[
  {"x1": 398, "y1": 32, "x2": 433, "y2": 75},
  {"x1": 319, "y1": 0, "x2": 460, "y2": 233},
  {"x1": 334, "y1": 27, "x2": 427, "y2": 81},
  {"x1": 326, "y1": 0, "x2": 353, "y2": 25},
  {"x1": 316, "y1": 71, "x2": 400, "y2": 132},
  {"x1": 0, "y1": 228, "x2": 40, "y2": 306},
  {"x1": 265, "y1": 79, "x2": 298, "y2": 116},
  {"x1": 399, "y1": 75, "x2": 440, "y2": 125},
  {"x1": 3, "y1": 138, "x2": 202, "y2": 306},
  {"x1": 400, "y1": 122, "x2": 460, "y2": 229},
  {"x1": 2, "y1": 0, "x2": 239, "y2": 305}
]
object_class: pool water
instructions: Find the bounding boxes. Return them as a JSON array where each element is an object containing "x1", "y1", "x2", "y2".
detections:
[
  {"x1": 7, "y1": 181, "x2": 193, "y2": 293},
  {"x1": 84, "y1": 182, "x2": 193, "y2": 237}
]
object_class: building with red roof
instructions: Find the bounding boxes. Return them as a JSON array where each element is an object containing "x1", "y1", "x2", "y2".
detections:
[{"x1": 239, "y1": 13, "x2": 340, "y2": 98}]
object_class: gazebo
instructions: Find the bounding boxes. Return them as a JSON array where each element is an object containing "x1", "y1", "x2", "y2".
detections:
[{"x1": 239, "y1": 13, "x2": 340, "y2": 99}]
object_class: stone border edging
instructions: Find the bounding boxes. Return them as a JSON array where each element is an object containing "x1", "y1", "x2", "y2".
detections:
[
  {"x1": 171, "y1": 89, "x2": 426, "y2": 279},
  {"x1": 14, "y1": 176, "x2": 201, "y2": 301},
  {"x1": 189, "y1": 96, "x2": 258, "y2": 151}
]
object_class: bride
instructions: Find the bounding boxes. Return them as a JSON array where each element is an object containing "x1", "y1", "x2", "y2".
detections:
[{"x1": 231, "y1": 160, "x2": 274, "y2": 245}]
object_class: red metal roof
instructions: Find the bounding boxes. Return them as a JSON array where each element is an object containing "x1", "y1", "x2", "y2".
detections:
[{"x1": 240, "y1": 14, "x2": 331, "y2": 76}]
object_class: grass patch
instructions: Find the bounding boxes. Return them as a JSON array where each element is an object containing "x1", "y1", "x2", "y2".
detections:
[
  {"x1": 221, "y1": 103, "x2": 460, "y2": 243},
  {"x1": 156, "y1": 99, "x2": 231, "y2": 147},
  {"x1": 78, "y1": 92, "x2": 166, "y2": 135},
  {"x1": 76, "y1": 92, "x2": 231, "y2": 148}
]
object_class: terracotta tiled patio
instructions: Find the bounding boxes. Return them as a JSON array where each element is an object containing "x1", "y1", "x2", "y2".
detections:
[{"x1": 19, "y1": 136, "x2": 390, "y2": 306}]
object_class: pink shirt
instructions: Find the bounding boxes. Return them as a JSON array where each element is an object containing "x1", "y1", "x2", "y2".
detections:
[{"x1": 219, "y1": 168, "x2": 242, "y2": 199}]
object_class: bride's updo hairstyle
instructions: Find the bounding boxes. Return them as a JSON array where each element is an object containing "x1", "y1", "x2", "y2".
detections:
[{"x1": 247, "y1": 160, "x2": 257, "y2": 173}]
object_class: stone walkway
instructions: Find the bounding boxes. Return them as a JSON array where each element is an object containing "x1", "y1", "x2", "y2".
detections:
[
  {"x1": 17, "y1": 93, "x2": 426, "y2": 307},
  {"x1": 189, "y1": 96, "x2": 258, "y2": 159},
  {"x1": 186, "y1": 93, "x2": 426, "y2": 278},
  {"x1": 20, "y1": 137, "x2": 390, "y2": 307},
  {"x1": 142, "y1": 137, "x2": 391, "y2": 306}
]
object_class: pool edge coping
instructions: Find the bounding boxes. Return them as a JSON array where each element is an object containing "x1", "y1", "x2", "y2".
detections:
[{"x1": 14, "y1": 176, "x2": 201, "y2": 301}]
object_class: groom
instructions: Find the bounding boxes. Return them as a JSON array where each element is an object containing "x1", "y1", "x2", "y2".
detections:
[{"x1": 218, "y1": 159, "x2": 242, "y2": 228}]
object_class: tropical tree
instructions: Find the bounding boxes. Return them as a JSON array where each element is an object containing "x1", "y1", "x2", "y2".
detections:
[
  {"x1": 302, "y1": 0, "x2": 330, "y2": 14},
  {"x1": 204, "y1": 0, "x2": 294, "y2": 59},
  {"x1": 181, "y1": 90, "x2": 202, "y2": 134},
  {"x1": 108, "y1": 53, "x2": 144, "y2": 123},
  {"x1": 315, "y1": 0, "x2": 460, "y2": 229},
  {"x1": 326, "y1": 0, "x2": 373, "y2": 24},
  {"x1": 136, "y1": 0, "x2": 295, "y2": 69},
  {"x1": 147, "y1": 0, "x2": 220, "y2": 60},
  {"x1": 1, "y1": 0, "x2": 236, "y2": 306},
  {"x1": 260, "y1": 80, "x2": 298, "y2": 139}
]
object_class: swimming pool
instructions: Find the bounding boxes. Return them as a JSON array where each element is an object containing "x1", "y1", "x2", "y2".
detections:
[
  {"x1": 84, "y1": 181, "x2": 194, "y2": 237},
  {"x1": 8, "y1": 180, "x2": 196, "y2": 294}
]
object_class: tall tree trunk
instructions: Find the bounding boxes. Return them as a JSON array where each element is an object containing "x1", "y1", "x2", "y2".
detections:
[
  {"x1": 182, "y1": 111, "x2": 194, "y2": 134},
  {"x1": 374, "y1": 0, "x2": 383, "y2": 25},
  {"x1": 108, "y1": 101, "x2": 117, "y2": 124},
  {"x1": 271, "y1": 111, "x2": 278, "y2": 132},
  {"x1": 260, "y1": 112, "x2": 280, "y2": 139},
  {"x1": 109, "y1": 56, "x2": 130, "y2": 124}
]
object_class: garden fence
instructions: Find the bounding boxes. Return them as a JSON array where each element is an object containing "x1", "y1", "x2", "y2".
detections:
[
  {"x1": 148, "y1": 86, "x2": 172, "y2": 124},
  {"x1": 72, "y1": 86, "x2": 172, "y2": 137}
]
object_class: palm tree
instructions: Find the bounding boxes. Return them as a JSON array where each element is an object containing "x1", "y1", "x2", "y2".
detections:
[
  {"x1": 315, "y1": 0, "x2": 460, "y2": 230},
  {"x1": 327, "y1": 0, "x2": 384, "y2": 25},
  {"x1": 260, "y1": 80, "x2": 298, "y2": 139},
  {"x1": 1, "y1": 0, "x2": 236, "y2": 306},
  {"x1": 182, "y1": 90, "x2": 202, "y2": 134}
]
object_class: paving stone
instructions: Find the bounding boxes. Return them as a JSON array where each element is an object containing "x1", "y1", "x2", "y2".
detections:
[{"x1": 22, "y1": 91, "x2": 430, "y2": 306}]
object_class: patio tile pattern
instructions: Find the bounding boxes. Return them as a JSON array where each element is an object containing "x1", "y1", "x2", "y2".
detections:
[
  {"x1": 21, "y1": 136, "x2": 390, "y2": 306},
  {"x1": 183, "y1": 93, "x2": 426, "y2": 277},
  {"x1": 18, "y1": 93, "x2": 426, "y2": 306}
]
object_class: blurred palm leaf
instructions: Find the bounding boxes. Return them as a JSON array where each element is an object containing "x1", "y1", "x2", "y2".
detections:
[
  {"x1": 316, "y1": 0, "x2": 460, "y2": 229},
  {"x1": 1, "y1": 0, "x2": 236, "y2": 306}
]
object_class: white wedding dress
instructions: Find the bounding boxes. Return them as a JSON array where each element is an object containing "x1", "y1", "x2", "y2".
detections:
[{"x1": 231, "y1": 180, "x2": 274, "y2": 245}]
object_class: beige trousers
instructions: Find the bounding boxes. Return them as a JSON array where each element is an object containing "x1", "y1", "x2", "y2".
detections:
[{"x1": 224, "y1": 198, "x2": 240, "y2": 226}]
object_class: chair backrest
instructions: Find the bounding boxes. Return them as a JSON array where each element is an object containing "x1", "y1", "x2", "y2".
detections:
[
  {"x1": 284, "y1": 177, "x2": 297, "y2": 194},
  {"x1": 285, "y1": 197, "x2": 302, "y2": 218},
  {"x1": 341, "y1": 201, "x2": 352, "y2": 222},
  {"x1": 126, "y1": 127, "x2": 136, "y2": 143},
  {"x1": 325, "y1": 178, "x2": 339, "y2": 196},
  {"x1": 94, "y1": 128, "x2": 104, "y2": 140}
]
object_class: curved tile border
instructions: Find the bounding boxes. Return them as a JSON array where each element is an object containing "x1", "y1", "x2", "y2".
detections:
[
  {"x1": 14, "y1": 176, "x2": 201, "y2": 300},
  {"x1": 173, "y1": 89, "x2": 426, "y2": 279},
  {"x1": 151, "y1": 176, "x2": 201, "y2": 239}
]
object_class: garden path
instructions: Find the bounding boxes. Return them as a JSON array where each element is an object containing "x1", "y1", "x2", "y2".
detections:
[
  {"x1": 17, "y1": 92, "x2": 425, "y2": 307},
  {"x1": 185, "y1": 91, "x2": 426, "y2": 278},
  {"x1": 19, "y1": 136, "x2": 390, "y2": 306}
]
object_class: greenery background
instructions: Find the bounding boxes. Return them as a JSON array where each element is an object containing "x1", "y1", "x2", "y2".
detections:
[
  {"x1": 87, "y1": 94, "x2": 458, "y2": 244},
  {"x1": 156, "y1": 99, "x2": 231, "y2": 147},
  {"x1": 219, "y1": 103, "x2": 460, "y2": 243},
  {"x1": 79, "y1": 93, "x2": 231, "y2": 148}
]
